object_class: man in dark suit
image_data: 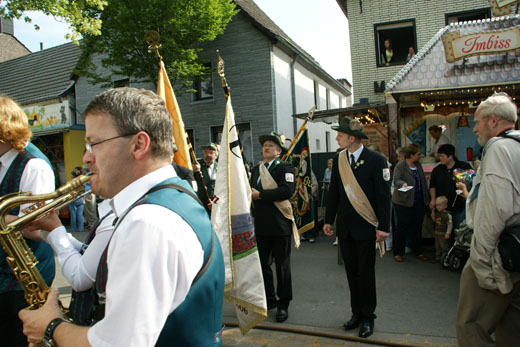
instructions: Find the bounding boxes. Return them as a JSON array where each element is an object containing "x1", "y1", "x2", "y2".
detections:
[
  {"x1": 194, "y1": 143, "x2": 218, "y2": 206},
  {"x1": 251, "y1": 132, "x2": 295, "y2": 323},
  {"x1": 323, "y1": 117, "x2": 391, "y2": 338},
  {"x1": 171, "y1": 144, "x2": 196, "y2": 189}
]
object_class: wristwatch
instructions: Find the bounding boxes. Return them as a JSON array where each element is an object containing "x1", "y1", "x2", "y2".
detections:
[{"x1": 42, "y1": 318, "x2": 66, "y2": 347}]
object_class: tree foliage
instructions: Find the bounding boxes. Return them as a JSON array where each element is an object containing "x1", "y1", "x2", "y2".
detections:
[
  {"x1": 0, "y1": 0, "x2": 106, "y2": 40},
  {"x1": 75, "y1": 0, "x2": 237, "y2": 88}
]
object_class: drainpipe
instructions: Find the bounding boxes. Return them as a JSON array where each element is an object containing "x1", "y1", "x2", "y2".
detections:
[{"x1": 290, "y1": 55, "x2": 298, "y2": 137}]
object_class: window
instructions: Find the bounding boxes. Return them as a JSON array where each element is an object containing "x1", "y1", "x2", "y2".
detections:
[
  {"x1": 445, "y1": 8, "x2": 491, "y2": 25},
  {"x1": 193, "y1": 63, "x2": 213, "y2": 101},
  {"x1": 326, "y1": 89, "x2": 330, "y2": 110},
  {"x1": 374, "y1": 20, "x2": 416, "y2": 67},
  {"x1": 316, "y1": 139, "x2": 321, "y2": 151},
  {"x1": 113, "y1": 78, "x2": 129, "y2": 88},
  {"x1": 210, "y1": 123, "x2": 253, "y2": 165}
]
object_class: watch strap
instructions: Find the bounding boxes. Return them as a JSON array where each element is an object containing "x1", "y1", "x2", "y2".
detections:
[{"x1": 43, "y1": 318, "x2": 66, "y2": 346}]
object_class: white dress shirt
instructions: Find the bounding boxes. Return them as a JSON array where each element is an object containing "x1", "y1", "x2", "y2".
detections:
[
  {"x1": 0, "y1": 148, "x2": 55, "y2": 213},
  {"x1": 88, "y1": 165, "x2": 204, "y2": 347},
  {"x1": 41, "y1": 200, "x2": 115, "y2": 291}
]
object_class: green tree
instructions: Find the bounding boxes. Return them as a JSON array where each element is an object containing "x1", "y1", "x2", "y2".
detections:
[
  {"x1": 0, "y1": 0, "x2": 106, "y2": 40},
  {"x1": 76, "y1": 0, "x2": 237, "y2": 88}
]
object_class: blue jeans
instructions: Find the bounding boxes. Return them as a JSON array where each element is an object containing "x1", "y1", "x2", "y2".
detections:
[
  {"x1": 394, "y1": 200, "x2": 426, "y2": 257},
  {"x1": 69, "y1": 198, "x2": 84, "y2": 232}
]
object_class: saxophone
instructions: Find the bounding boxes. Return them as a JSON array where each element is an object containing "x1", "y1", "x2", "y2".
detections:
[{"x1": 0, "y1": 175, "x2": 90, "y2": 309}]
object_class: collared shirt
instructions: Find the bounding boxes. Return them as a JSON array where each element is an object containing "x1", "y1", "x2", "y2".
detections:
[
  {"x1": 42, "y1": 200, "x2": 115, "y2": 291},
  {"x1": 348, "y1": 144, "x2": 364, "y2": 165},
  {"x1": 88, "y1": 165, "x2": 203, "y2": 347},
  {"x1": 207, "y1": 163, "x2": 216, "y2": 179},
  {"x1": 0, "y1": 148, "x2": 55, "y2": 213},
  {"x1": 257, "y1": 158, "x2": 276, "y2": 184}
]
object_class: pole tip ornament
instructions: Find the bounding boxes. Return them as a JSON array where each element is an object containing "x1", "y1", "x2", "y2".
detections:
[
  {"x1": 145, "y1": 30, "x2": 162, "y2": 58},
  {"x1": 216, "y1": 50, "x2": 229, "y2": 96},
  {"x1": 307, "y1": 106, "x2": 316, "y2": 121}
]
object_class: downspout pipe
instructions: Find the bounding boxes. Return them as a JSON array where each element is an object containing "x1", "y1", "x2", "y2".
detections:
[{"x1": 290, "y1": 55, "x2": 298, "y2": 137}]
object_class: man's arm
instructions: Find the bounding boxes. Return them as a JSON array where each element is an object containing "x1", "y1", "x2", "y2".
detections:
[
  {"x1": 373, "y1": 154, "x2": 391, "y2": 233},
  {"x1": 429, "y1": 187, "x2": 437, "y2": 211},
  {"x1": 18, "y1": 289, "x2": 90, "y2": 347},
  {"x1": 470, "y1": 174, "x2": 512, "y2": 291}
]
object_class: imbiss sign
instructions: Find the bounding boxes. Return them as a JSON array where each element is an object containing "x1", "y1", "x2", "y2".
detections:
[{"x1": 442, "y1": 27, "x2": 520, "y2": 63}]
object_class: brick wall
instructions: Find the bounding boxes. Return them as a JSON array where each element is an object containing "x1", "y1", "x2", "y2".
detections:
[{"x1": 0, "y1": 33, "x2": 30, "y2": 63}]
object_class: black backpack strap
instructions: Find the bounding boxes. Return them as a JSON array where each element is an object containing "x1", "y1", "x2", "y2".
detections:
[
  {"x1": 145, "y1": 183, "x2": 214, "y2": 284},
  {"x1": 499, "y1": 131, "x2": 520, "y2": 143}
]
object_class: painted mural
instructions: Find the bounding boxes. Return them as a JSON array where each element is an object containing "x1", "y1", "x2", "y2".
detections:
[{"x1": 23, "y1": 102, "x2": 71, "y2": 134}]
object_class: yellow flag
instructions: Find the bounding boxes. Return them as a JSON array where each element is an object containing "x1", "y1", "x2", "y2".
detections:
[{"x1": 156, "y1": 61, "x2": 192, "y2": 170}]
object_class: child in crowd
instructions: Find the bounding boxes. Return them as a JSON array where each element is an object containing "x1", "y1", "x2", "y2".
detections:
[{"x1": 431, "y1": 196, "x2": 452, "y2": 263}]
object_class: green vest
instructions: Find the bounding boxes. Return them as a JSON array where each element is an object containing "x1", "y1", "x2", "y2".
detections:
[
  {"x1": 0, "y1": 145, "x2": 55, "y2": 292},
  {"x1": 95, "y1": 177, "x2": 225, "y2": 346}
]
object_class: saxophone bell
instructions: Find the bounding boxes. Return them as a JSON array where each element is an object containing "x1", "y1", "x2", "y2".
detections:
[{"x1": 0, "y1": 174, "x2": 91, "y2": 310}]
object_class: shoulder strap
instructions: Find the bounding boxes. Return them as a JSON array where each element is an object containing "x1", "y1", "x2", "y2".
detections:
[
  {"x1": 500, "y1": 131, "x2": 520, "y2": 144},
  {"x1": 135, "y1": 183, "x2": 214, "y2": 284}
]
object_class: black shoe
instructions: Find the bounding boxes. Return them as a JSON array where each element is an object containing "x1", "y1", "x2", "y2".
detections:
[
  {"x1": 267, "y1": 301, "x2": 278, "y2": 310},
  {"x1": 276, "y1": 308, "x2": 288, "y2": 322},
  {"x1": 358, "y1": 321, "x2": 374, "y2": 338},
  {"x1": 343, "y1": 315, "x2": 361, "y2": 330}
]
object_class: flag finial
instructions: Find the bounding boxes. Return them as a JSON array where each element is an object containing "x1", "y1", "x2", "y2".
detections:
[
  {"x1": 216, "y1": 50, "x2": 230, "y2": 97},
  {"x1": 145, "y1": 30, "x2": 162, "y2": 60}
]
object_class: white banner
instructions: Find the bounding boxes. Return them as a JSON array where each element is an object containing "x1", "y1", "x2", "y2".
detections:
[{"x1": 211, "y1": 95, "x2": 267, "y2": 334}]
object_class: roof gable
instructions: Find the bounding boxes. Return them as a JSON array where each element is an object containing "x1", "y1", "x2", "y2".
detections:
[
  {"x1": 386, "y1": 15, "x2": 520, "y2": 93},
  {"x1": 234, "y1": 0, "x2": 350, "y2": 95},
  {"x1": 0, "y1": 42, "x2": 81, "y2": 105}
]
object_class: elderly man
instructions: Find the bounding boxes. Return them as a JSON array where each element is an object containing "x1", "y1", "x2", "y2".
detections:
[
  {"x1": 251, "y1": 131, "x2": 295, "y2": 323},
  {"x1": 456, "y1": 92, "x2": 520, "y2": 346},
  {"x1": 19, "y1": 88, "x2": 225, "y2": 347},
  {"x1": 323, "y1": 117, "x2": 391, "y2": 338},
  {"x1": 0, "y1": 96, "x2": 55, "y2": 347},
  {"x1": 194, "y1": 143, "x2": 218, "y2": 209}
]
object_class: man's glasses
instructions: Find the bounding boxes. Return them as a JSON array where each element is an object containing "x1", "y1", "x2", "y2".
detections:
[{"x1": 85, "y1": 133, "x2": 137, "y2": 153}]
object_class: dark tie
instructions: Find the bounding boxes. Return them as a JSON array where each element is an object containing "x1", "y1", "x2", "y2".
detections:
[
  {"x1": 264, "y1": 162, "x2": 269, "y2": 169},
  {"x1": 350, "y1": 154, "x2": 356, "y2": 169}
]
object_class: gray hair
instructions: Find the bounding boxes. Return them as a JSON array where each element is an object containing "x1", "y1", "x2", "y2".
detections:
[
  {"x1": 84, "y1": 87, "x2": 174, "y2": 159},
  {"x1": 476, "y1": 92, "x2": 518, "y2": 123}
]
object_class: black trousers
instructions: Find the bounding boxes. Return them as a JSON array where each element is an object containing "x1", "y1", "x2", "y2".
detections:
[
  {"x1": 0, "y1": 290, "x2": 29, "y2": 347},
  {"x1": 338, "y1": 233, "x2": 376, "y2": 322},
  {"x1": 393, "y1": 200, "x2": 426, "y2": 257},
  {"x1": 256, "y1": 235, "x2": 292, "y2": 309}
]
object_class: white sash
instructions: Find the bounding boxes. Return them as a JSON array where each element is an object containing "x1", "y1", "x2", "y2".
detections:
[
  {"x1": 338, "y1": 150, "x2": 384, "y2": 256},
  {"x1": 259, "y1": 163, "x2": 300, "y2": 248}
]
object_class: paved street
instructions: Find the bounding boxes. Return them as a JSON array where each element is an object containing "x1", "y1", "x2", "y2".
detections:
[{"x1": 52, "y1": 231, "x2": 460, "y2": 346}]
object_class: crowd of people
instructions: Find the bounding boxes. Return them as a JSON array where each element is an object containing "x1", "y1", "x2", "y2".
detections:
[{"x1": 0, "y1": 90, "x2": 518, "y2": 346}]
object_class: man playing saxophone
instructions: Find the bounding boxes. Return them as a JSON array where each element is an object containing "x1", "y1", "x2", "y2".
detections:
[
  {"x1": 0, "y1": 95, "x2": 56, "y2": 347},
  {"x1": 19, "y1": 88, "x2": 225, "y2": 347}
]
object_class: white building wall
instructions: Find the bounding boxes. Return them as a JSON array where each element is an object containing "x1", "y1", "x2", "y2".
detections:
[
  {"x1": 273, "y1": 46, "x2": 346, "y2": 154},
  {"x1": 272, "y1": 49, "x2": 294, "y2": 138}
]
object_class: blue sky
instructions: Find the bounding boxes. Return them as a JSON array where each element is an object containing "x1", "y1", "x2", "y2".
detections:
[{"x1": 13, "y1": 0, "x2": 351, "y2": 81}]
